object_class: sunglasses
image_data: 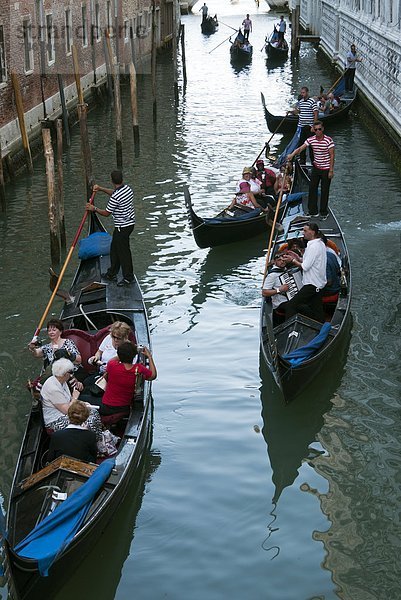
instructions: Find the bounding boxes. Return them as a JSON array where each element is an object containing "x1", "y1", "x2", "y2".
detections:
[
  {"x1": 112, "y1": 335, "x2": 122, "y2": 340},
  {"x1": 314, "y1": 127, "x2": 323, "y2": 131}
]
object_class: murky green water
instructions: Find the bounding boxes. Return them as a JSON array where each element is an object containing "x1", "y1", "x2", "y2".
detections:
[{"x1": 1, "y1": 1, "x2": 401, "y2": 598}]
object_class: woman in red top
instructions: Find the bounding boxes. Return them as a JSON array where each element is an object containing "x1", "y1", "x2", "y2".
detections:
[{"x1": 100, "y1": 341, "x2": 157, "y2": 416}]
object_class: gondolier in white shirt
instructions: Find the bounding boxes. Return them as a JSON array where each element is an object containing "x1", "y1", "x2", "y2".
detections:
[
  {"x1": 281, "y1": 223, "x2": 327, "y2": 323},
  {"x1": 278, "y1": 16, "x2": 286, "y2": 42},
  {"x1": 287, "y1": 121, "x2": 335, "y2": 219},
  {"x1": 242, "y1": 14, "x2": 252, "y2": 40},
  {"x1": 86, "y1": 170, "x2": 135, "y2": 287}
]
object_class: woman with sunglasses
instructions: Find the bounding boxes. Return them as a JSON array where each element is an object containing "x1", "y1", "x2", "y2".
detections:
[
  {"x1": 88, "y1": 321, "x2": 131, "y2": 374},
  {"x1": 40, "y1": 358, "x2": 102, "y2": 439}
]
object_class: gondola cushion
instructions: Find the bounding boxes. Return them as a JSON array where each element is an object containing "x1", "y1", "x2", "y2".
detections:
[{"x1": 78, "y1": 232, "x2": 112, "y2": 260}]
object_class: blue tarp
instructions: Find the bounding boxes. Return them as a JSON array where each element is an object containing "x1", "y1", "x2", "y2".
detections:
[
  {"x1": 14, "y1": 458, "x2": 115, "y2": 576},
  {"x1": 78, "y1": 232, "x2": 112, "y2": 260},
  {"x1": 282, "y1": 322, "x2": 332, "y2": 367},
  {"x1": 277, "y1": 126, "x2": 301, "y2": 167}
]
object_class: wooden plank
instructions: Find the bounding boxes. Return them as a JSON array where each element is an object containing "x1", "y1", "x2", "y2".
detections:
[{"x1": 20, "y1": 456, "x2": 98, "y2": 491}]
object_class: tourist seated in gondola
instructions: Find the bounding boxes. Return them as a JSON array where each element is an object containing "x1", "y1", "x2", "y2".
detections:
[
  {"x1": 274, "y1": 164, "x2": 293, "y2": 197},
  {"x1": 88, "y1": 321, "x2": 131, "y2": 375},
  {"x1": 236, "y1": 166, "x2": 261, "y2": 195},
  {"x1": 327, "y1": 93, "x2": 339, "y2": 111},
  {"x1": 262, "y1": 253, "x2": 292, "y2": 325},
  {"x1": 99, "y1": 342, "x2": 157, "y2": 417},
  {"x1": 48, "y1": 401, "x2": 97, "y2": 464},
  {"x1": 254, "y1": 159, "x2": 277, "y2": 195},
  {"x1": 228, "y1": 181, "x2": 266, "y2": 212},
  {"x1": 40, "y1": 358, "x2": 103, "y2": 440},
  {"x1": 28, "y1": 318, "x2": 83, "y2": 378}
]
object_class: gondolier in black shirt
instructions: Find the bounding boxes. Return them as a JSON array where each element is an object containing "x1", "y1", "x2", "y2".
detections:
[{"x1": 86, "y1": 170, "x2": 135, "y2": 287}]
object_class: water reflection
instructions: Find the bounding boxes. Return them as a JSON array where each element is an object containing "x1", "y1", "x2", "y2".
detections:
[{"x1": 259, "y1": 319, "x2": 352, "y2": 504}]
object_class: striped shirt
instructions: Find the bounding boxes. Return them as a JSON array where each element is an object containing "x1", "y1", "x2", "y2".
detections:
[
  {"x1": 106, "y1": 184, "x2": 135, "y2": 227},
  {"x1": 297, "y1": 97, "x2": 318, "y2": 126},
  {"x1": 305, "y1": 135, "x2": 335, "y2": 170}
]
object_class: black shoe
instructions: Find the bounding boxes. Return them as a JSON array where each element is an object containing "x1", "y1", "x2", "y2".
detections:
[
  {"x1": 117, "y1": 278, "x2": 133, "y2": 287},
  {"x1": 320, "y1": 214, "x2": 328, "y2": 221},
  {"x1": 102, "y1": 272, "x2": 117, "y2": 282}
]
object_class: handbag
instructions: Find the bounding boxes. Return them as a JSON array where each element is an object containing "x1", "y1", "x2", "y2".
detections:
[
  {"x1": 89, "y1": 375, "x2": 107, "y2": 397},
  {"x1": 97, "y1": 429, "x2": 120, "y2": 456}
]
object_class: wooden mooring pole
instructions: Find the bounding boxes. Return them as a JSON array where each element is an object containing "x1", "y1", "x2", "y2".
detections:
[
  {"x1": 42, "y1": 127, "x2": 60, "y2": 267},
  {"x1": 129, "y1": 62, "x2": 140, "y2": 157},
  {"x1": 180, "y1": 24, "x2": 187, "y2": 89},
  {"x1": 151, "y1": 0, "x2": 157, "y2": 122},
  {"x1": 0, "y1": 136, "x2": 6, "y2": 211},
  {"x1": 11, "y1": 72, "x2": 34, "y2": 174},
  {"x1": 291, "y1": 5, "x2": 300, "y2": 59},
  {"x1": 56, "y1": 119, "x2": 66, "y2": 252},
  {"x1": 72, "y1": 45, "x2": 94, "y2": 199},
  {"x1": 105, "y1": 32, "x2": 123, "y2": 168},
  {"x1": 172, "y1": 2, "x2": 179, "y2": 103},
  {"x1": 57, "y1": 74, "x2": 71, "y2": 147}
]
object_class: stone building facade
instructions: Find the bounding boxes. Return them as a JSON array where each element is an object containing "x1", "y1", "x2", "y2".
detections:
[
  {"x1": 289, "y1": 0, "x2": 401, "y2": 145},
  {"x1": 0, "y1": 0, "x2": 179, "y2": 161}
]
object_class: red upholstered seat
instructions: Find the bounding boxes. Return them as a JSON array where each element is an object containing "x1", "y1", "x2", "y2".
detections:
[
  {"x1": 101, "y1": 411, "x2": 129, "y2": 427},
  {"x1": 322, "y1": 293, "x2": 339, "y2": 304}
]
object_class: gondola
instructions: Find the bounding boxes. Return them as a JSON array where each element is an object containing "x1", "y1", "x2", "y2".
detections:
[
  {"x1": 230, "y1": 31, "x2": 253, "y2": 62},
  {"x1": 3, "y1": 211, "x2": 154, "y2": 600},
  {"x1": 261, "y1": 85, "x2": 356, "y2": 134},
  {"x1": 184, "y1": 162, "x2": 305, "y2": 249},
  {"x1": 260, "y1": 161, "x2": 351, "y2": 403},
  {"x1": 201, "y1": 16, "x2": 218, "y2": 34},
  {"x1": 265, "y1": 30, "x2": 288, "y2": 60}
]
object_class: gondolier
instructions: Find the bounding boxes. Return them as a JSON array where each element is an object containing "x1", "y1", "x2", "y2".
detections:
[
  {"x1": 292, "y1": 86, "x2": 318, "y2": 163},
  {"x1": 86, "y1": 170, "x2": 135, "y2": 287},
  {"x1": 287, "y1": 121, "x2": 335, "y2": 219}
]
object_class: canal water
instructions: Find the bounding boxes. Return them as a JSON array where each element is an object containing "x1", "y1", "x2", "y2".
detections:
[{"x1": 1, "y1": 0, "x2": 401, "y2": 598}]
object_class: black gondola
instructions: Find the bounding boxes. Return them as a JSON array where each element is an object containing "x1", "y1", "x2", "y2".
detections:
[
  {"x1": 230, "y1": 30, "x2": 253, "y2": 62},
  {"x1": 265, "y1": 30, "x2": 288, "y2": 60},
  {"x1": 261, "y1": 87, "x2": 356, "y2": 134},
  {"x1": 260, "y1": 162, "x2": 351, "y2": 403},
  {"x1": 184, "y1": 163, "x2": 306, "y2": 248},
  {"x1": 4, "y1": 211, "x2": 154, "y2": 600},
  {"x1": 201, "y1": 15, "x2": 218, "y2": 34}
]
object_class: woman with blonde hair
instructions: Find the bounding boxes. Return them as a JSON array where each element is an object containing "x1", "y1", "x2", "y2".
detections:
[{"x1": 88, "y1": 321, "x2": 131, "y2": 373}]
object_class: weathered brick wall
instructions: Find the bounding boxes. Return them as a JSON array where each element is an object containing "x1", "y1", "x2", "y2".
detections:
[{"x1": 0, "y1": 0, "x2": 167, "y2": 136}]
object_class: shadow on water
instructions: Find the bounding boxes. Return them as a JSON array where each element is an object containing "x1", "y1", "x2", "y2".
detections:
[
  {"x1": 259, "y1": 316, "x2": 352, "y2": 505},
  {"x1": 54, "y1": 448, "x2": 161, "y2": 600}
]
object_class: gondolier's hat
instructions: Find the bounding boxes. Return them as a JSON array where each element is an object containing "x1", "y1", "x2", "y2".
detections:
[{"x1": 242, "y1": 167, "x2": 252, "y2": 175}]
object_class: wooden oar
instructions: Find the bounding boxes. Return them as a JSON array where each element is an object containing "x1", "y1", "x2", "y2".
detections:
[
  {"x1": 209, "y1": 33, "x2": 234, "y2": 54},
  {"x1": 252, "y1": 112, "x2": 291, "y2": 167},
  {"x1": 260, "y1": 37, "x2": 267, "y2": 52},
  {"x1": 218, "y1": 20, "x2": 238, "y2": 32},
  {"x1": 325, "y1": 72, "x2": 345, "y2": 96},
  {"x1": 262, "y1": 164, "x2": 290, "y2": 286},
  {"x1": 30, "y1": 191, "x2": 96, "y2": 342}
]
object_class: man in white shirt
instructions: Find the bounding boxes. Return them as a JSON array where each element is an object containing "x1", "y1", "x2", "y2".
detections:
[
  {"x1": 282, "y1": 223, "x2": 327, "y2": 322},
  {"x1": 262, "y1": 253, "x2": 291, "y2": 324},
  {"x1": 278, "y1": 16, "x2": 286, "y2": 42}
]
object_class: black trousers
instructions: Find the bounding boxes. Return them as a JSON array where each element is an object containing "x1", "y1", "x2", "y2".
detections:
[
  {"x1": 308, "y1": 167, "x2": 331, "y2": 216},
  {"x1": 282, "y1": 284, "x2": 325, "y2": 323},
  {"x1": 108, "y1": 225, "x2": 134, "y2": 281},
  {"x1": 244, "y1": 29, "x2": 250, "y2": 40},
  {"x1": 299, "y1": 125, "x2": 314, "y2": 165},
  {"x1": 344, "y1": 68, "x2": 355, "y2": 92}
]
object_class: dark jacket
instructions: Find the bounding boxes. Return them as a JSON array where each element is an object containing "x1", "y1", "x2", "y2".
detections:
[{"x1": 48, "y1": 427, "x2": 97, "y2": 463}]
